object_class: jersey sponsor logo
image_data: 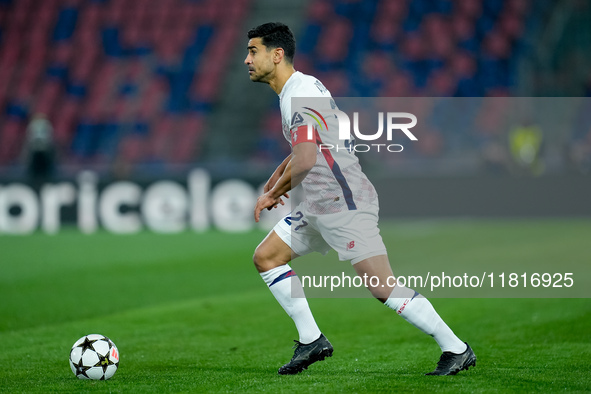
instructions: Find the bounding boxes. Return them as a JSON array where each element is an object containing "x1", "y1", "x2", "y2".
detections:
[{"x1": 346, "y1": 240, "x2": 355, "y2": 251}]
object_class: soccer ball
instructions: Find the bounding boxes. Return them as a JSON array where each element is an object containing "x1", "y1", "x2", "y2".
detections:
[{"x1": 69, "y1": 334, "x2": 120, "y2": 380}]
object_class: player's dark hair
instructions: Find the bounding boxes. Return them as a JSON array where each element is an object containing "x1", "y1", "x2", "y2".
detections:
[{"x1": 247, "y1": 22, "x2": 296, "y2": 64}]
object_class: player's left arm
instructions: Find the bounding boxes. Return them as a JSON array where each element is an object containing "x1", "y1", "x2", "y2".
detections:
[{"x1": 254, "y1": 141, "x2": 316, "y2": 222}]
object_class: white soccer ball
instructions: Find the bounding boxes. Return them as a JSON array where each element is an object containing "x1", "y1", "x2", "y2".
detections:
[{"x1": 69, "y1": 334, "x2": 120, "y2": 380}]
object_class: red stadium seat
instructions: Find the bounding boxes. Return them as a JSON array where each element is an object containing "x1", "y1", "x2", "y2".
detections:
[
  {"x1": 506, "y1": 0, "x2": 529, "y2": 17},
  {"x1": 371, "y1": 16, "x2": 400, "y2": 48},
  {"x1": 381, "y1": 71, "x2": 414, "y2": 97},
  {"x1": 147, "y1": 115, "x2": 179, "y2": 161},
  {"x1": 173, "y1": 114, "x2": 204, "y2": 162},
  {"x1": 483, "y1": 30, "x2": 511, "y2": 59},
  {"x1": 0, "y1": 33, "x2": 22, "y2": 67},
  {"x1": 51, "y1": 98, "x2": 80, "y2": 147},
  {"x1": 77, "y1": 2, "x2": 102, "y2": 29},
  {"x1": 118, "y1": 134, "x2": 146, "y2": 164},
  {"x1": 427, "y1": 69, "x2": 457, "y2": 96},
  {"x1": 497, "y1": 12, "x2": 524, "y2": 40},
  {"x1": 455, "y1": 0, "x2": 483, "y2": 19},
  {"x1": 0, "y1": 117, "x2": 25, "y2": 164},
  {"x1": 377, "y1": 0, "x2": 408, "y2": 21}
]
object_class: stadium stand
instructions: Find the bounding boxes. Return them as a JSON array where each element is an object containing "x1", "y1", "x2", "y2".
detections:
[
  {"x1": 1, "y1": 0, "x2": 589, "y2": 175},
  {"x1": 297, "y1": 0, "x2": 529, "y2": 97},
  {"x1": 255, "y1": 0, "x2": 534, "y2": 164},
  {"x1": 0, "y1": 0, "x2": 249, "y2": 171}
]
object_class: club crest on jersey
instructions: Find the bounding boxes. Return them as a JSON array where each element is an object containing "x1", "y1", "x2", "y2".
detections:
[{"x1": 291, "y1": 112, "x2": 305, "y2": 128}]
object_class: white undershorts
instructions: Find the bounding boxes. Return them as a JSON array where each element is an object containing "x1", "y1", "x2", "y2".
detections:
[{"x1": 273, "y1": 203, "x2": 387, "y2": 264}]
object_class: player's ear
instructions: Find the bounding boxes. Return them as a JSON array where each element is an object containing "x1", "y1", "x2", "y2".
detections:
[{"x1": 273, "y1": 48, "x2": 284, "y2": 64}]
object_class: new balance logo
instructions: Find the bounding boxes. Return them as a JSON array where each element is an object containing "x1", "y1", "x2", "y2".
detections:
[{"x1": 346, "y1": 241, "x2": 355, "y2": 251}]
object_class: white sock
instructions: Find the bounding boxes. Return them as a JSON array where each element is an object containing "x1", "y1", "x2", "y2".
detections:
[
  {"x1": 385, "y1": 288, "x2": 467, "y2": 354},
  {"x1": 260, "y1": 264, "x2": 322, "y2": 344}
]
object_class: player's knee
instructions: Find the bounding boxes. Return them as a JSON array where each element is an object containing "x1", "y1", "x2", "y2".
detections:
[
  {"x1": 252, "y1": 246, "x2": 272, "y2": 273},
  {"x1": 253, "y1": 244, "x2": 287, "y2": 273}
]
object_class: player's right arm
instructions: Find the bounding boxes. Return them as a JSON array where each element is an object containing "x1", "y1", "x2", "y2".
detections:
[{"x1": 264, "y1": 153, "x2": 291, "y2": 194}]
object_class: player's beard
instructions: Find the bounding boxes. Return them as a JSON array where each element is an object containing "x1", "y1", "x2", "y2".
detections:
[
  {"x1": 249, "y1": 64, "x2": 273, "y2": 84},
  {"x1": 250, "y1": 70, "x2": 269, "y2": 83}
]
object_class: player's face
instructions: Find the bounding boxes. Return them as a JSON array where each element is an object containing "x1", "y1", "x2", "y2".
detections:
[{"x1": 245, "y1": 38, "x2": 274, "y2": 83}]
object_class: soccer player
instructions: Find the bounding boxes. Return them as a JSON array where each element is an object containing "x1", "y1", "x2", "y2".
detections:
[{"x1": 244, "y1": 22, "x2": 476, "y2": 376}]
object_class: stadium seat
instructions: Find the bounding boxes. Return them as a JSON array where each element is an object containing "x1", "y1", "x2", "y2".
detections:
[
  {"x1": 51, "y1": 97, "x2": 80, "y2": 147},
  {"x1": 0, "y1": 116, "x2": 24, "y2": 164},
  {"x1": 173, "y1": 114, "x2": 204, "y2": 163}
]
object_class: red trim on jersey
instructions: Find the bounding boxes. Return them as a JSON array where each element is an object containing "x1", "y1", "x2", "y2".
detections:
[{"x1": 291, "y1": 125, "x2": 316, "y2": 146}]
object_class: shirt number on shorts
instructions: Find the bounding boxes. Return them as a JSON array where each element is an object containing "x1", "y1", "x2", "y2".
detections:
[{"x1": 284, "y1": 211, "x2": 308, "y2": 231}]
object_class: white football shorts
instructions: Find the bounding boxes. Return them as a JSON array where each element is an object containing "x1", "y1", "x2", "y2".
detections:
[{"x1": 273, "y1": 203, "x2": 388, "y2": 264}]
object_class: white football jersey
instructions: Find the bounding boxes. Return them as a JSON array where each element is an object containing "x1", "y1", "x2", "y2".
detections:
[{"x1": 278, "y1": 71, "x2": 377, "y2": 214}]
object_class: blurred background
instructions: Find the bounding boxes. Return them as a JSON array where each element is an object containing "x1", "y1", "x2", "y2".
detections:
[{"x1": 0, "y1": 0, "x2": 591, "y2": 232}]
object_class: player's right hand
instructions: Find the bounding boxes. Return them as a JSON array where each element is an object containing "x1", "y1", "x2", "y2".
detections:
[
  {"x1": 254, "y1": 192, "x2": 289, "y2": 222},
  {"x1": 268, "y1": 193, "x2": 289, "y2": 211}
]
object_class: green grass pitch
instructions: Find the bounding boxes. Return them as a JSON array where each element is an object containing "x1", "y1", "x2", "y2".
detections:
[{"x1": 1, "y1": 219, "x2": 590, "y2": 392}]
